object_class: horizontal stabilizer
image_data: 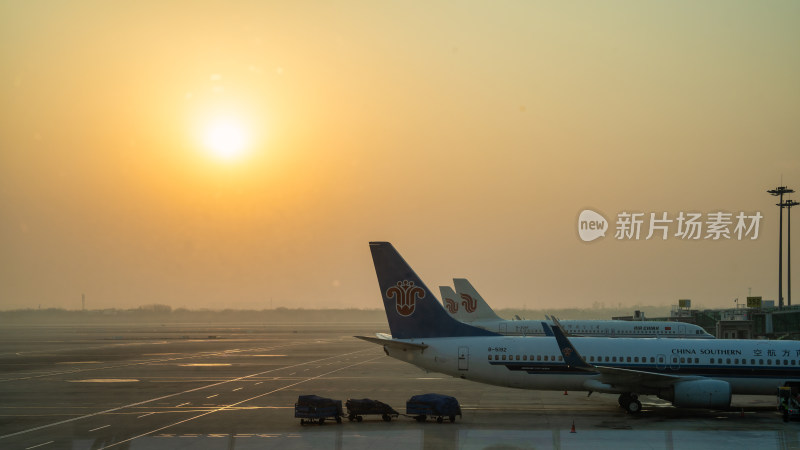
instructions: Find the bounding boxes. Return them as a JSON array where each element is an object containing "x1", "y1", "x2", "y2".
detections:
[{"x1": 355, "y1": 335, "x2": 429, "y2": 351}]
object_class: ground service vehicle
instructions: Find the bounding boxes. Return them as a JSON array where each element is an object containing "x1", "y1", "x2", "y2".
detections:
[
  {"x1": 406, "y1": 393, "x2": 462, "y2": 423},
  {"x1": 346, "y1": 398, "x2": 399, "y2": 422},
  {"x1": 294, "y1": 395, "x2": 343, "y2": 424}
]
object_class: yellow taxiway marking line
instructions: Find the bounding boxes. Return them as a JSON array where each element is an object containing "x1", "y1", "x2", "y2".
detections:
[
  {"x1": 103, "y1": 352, "x2": 381, "y2": 449},
  {"x1": 0, "y1": 343, "x2": 362, "y2": 442}
]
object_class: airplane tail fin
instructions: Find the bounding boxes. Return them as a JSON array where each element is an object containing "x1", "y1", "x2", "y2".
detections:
[
  {"x1": 439, "y1": 286, "x2": 465, "y2": 320},
  {"x1": 452, "y1": 278, "x2": 504, "y2": 321},
  {"x1": 369, "y1": 242, "x2": 498, "y2": 339}
]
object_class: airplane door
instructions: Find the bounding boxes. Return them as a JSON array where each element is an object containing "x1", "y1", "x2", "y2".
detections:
[
  {"x1": 458, "y1": 346, "x2": 469, "y2": 371},
  {"x1": 679, "y1": 325, "x2": 686, "y2": 337}
]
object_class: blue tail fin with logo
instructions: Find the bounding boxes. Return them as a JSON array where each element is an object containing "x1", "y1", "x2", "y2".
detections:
[{"x1": 369, "y1": 242, "x2": 499, "y2": 339}]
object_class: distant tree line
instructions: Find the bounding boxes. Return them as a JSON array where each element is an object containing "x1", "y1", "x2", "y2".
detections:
[{"x1": 0, "y1": 305, "x2": 677, "y2": 324}]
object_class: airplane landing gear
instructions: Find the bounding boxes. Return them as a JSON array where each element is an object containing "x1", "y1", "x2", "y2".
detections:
[{"x1": 618, "y1": 393, "x2": 642, "y2": 414}]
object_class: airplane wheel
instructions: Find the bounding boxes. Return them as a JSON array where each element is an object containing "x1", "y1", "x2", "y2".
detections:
[
  {"x1": 356, "y1": 415, "x2": 363, "y2": 422},
  {"x1": 627, "y1": 400, "x2": 642, "y2": 414},
  {"x1": 318, "y1": 418, "x2": 325, "y2": 424},
  {"x1": 336, "y1": 416, "x2": 342, "y2": 424},
  {"x1": 437, "y1": 416, "x2": 444, "y2": 423},
  {"x1": 415, "y1": 415, "x2": 426, "y2": 422},
  {"x1": 449, "y1": 415, "x2": 456, "y2": 423},
  {"x1": 348, "y1": 414, "x2": 355, "y2": 422},
  {"x1": 382, "y1": 414, "x2": 391, "y2": 422}
]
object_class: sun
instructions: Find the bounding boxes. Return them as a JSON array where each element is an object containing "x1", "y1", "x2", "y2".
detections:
[{"x1": 202, "y1": 118, "x2": 249, "y2": 161}]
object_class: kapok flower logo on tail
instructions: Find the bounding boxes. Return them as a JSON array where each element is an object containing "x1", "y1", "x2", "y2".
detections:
[
  {"x1": 578, "y1": 209, "x2": 608, "y2": 242},
  {"x1": 386, "y1": 280, "x2": 425, "y2": 317},
  {"x1": 444, "y1": 297, "x2": 458, "y2": 314}
]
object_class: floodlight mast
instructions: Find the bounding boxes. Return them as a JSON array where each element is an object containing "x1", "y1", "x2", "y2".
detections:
[
  {"x1": 768, "y1": 186, "x2": 795, "y2": 309},
  {"x1": 782, "y1": 200, "x2": 800, "y2": 307}
]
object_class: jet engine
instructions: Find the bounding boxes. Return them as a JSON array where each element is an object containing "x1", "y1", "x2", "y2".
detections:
[{"x1": 658, "y1": 379, "x2": 731, "y2": 409}]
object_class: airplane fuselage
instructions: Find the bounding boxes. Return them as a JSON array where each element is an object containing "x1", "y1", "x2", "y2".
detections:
[
  {"x1": 469, "y1": 319, "x2": 713, "y2": 338},
  {"x1": 386, "y1": 335, "x2": 800, "y2": 396}
]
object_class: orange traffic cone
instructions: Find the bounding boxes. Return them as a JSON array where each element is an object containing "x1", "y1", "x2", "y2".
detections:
[
  {"x1": 564, "y1": 390, "x2": 568, "y2": 395},
  {"x1": 570, "y1": 420, "x2": 576, "y2": 433}
]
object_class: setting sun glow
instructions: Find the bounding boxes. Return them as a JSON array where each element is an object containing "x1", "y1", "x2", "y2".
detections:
[{"x1": 203, "y1": 118, "x2": 249, "y2": 161}]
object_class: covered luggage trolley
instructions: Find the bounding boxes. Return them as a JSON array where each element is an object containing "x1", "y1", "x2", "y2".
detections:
[
  {"x1": 294, "y1": 395, "x2": 343, "y2": 425},
  {"x1": 406, "y1": 393, "x2": 462, "y2": 423},
  {"x1": 346, "y1": 398, "x2": 399, "y2": 422}
]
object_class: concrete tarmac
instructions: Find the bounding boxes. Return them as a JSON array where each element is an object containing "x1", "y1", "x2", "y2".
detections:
[{"x1": 0, "y1": 323, "x2": 798, "y2": 449}]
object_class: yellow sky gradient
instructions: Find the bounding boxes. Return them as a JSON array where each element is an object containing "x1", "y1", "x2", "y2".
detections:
[{"x1": 1, "y1": 2, "x2": 799, "y2": 311}]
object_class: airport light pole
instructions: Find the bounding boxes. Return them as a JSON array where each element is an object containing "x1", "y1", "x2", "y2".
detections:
[
  {"x1": 768, "y1": 186, "x2": 794, "y2": 309},
  {"x1": 783, "y1": 200, "x2": 800, "y2": 307}
]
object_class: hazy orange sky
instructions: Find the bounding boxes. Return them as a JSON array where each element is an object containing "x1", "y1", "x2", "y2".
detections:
[{"x1": 2, "y1": 2, "x2": 799, "y2": 311}]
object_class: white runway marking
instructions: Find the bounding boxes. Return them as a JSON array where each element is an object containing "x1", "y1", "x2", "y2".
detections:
[
  {"x1": 88, "y1": 425, "x2": 110, "y2": 432},
  {"x1": 55, "y1": 361, "x2": 101, "y2": 365},
  {"x1": 68, "y1": 379, "x2": 139, "y2": 383},
  {"x1": 137, "y1": 413, "x2": 155, "y2": 419},
  {"x1": 206, "y1": 394, "x2": 218, "y2": 399},
  {"x1": 25, "y1": 441, "x2": 53, "y2": 449},
  {"x1": 176, "y1": 402, "x2": 190, "y2": 407},
  {"x1": 0, "y1": 341, "x2": 169, "y2": 358},
  {"x1": 102, "y1": 353, "x2": 383, "y2": 448},
  {"x1": 0, "y1": 347, "x2": 371, "y2": 442},
  {"x1": 0, "y1": 341, "x2": 311, "y2": 383}
]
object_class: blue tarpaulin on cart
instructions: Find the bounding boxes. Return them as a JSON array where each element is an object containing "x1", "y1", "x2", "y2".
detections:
[
  {"x1": 406, "y1": 393, "x2": 460, "y2": 414},
  {"x1": 297, "y1": 395, "x2": 340, "y2": 409},
  {"x1": 346, "y1": 398, "x2": 398, "y2": 414}
]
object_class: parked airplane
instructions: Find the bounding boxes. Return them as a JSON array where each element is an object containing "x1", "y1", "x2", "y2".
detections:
[
  {"x1": 440, "y1": 280, "x2": 714, "y2": 338},
  {"x1": 359, "y1": 242, "x2": 800, "y2": 413}
]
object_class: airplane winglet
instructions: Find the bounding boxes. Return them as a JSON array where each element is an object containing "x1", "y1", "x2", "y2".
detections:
[{"x1": 548, "y1": 316, "x2": 593, "y2": 370}]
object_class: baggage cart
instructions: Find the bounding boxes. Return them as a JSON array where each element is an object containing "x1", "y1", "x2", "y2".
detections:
[
  {"x1": 406, "y1": 393, "x2": 461, "y2": 423},
  {"x1": 294, "y1": 395, "x2": 343, "y2": 424},
  {"x1": 346, "y1": 398, "x2": 399, "y2": 422}
]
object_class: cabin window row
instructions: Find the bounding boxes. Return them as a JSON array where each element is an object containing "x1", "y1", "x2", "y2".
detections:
[
  {"x1": 588, "y1": 355, "x2": 661, "y2": 363},
  {"x1": 488, "y1": 354, "x2": 800, "y2": 367},
  {"x1": 706, "y1": 357, "x2": 797, "y2": 366},
  {"x1": 489, "y1": 354, "x2": 564, "y2": 362}
]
